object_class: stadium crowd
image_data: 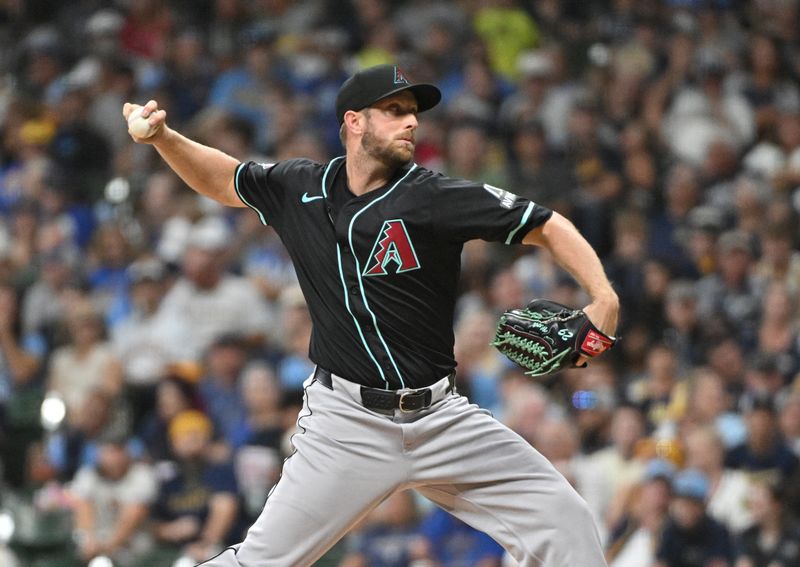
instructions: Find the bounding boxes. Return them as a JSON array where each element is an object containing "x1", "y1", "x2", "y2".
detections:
[{"x1": 0, "y1": 0, "x2": 799, "y2": 566}]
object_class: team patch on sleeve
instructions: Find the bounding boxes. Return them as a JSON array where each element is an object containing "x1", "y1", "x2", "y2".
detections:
[{"x1": 483, "y1": 184, "x2": 517, "y2": 209}]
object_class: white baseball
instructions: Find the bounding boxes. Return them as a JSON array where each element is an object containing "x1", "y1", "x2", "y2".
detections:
[{"x1": 127, "y1": 106, "x2": 157, "y2": 138}]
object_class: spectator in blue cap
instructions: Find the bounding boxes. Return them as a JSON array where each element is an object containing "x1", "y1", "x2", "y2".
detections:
[{"x1": 655, "y1": 468, "x2": 734, "y2": 567}]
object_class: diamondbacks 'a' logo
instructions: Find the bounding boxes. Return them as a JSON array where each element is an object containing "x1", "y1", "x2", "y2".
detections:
[
  {"x1": 363, "y1": 219, "x2": 420, "y2": 276},
  {"x1": 393, "y1": 67, "x2": 409, "y2": 85}
]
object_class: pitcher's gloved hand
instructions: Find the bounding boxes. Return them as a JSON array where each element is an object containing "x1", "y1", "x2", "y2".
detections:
[{"x1": 491, "y1": 299, "x2": 617, "y2": 377}]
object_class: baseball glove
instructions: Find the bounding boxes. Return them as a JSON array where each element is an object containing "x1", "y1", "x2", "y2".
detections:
[{"x1": 491, "y1": 299, "x2": 616, "y2": 377}]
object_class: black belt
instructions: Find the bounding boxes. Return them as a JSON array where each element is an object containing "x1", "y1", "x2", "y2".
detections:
[{"x1": 313, "y1": 366, "x2": 455, "y2": 412}]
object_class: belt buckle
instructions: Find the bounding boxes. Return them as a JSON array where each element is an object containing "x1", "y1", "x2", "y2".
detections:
[{"x1": 398, "y1": 391, "x2": 416, "y2": 413}]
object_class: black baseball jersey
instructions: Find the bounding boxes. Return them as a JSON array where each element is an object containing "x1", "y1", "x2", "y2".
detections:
[{"x1": 234, "y1": 157, "x2": 553, "y2": 389}]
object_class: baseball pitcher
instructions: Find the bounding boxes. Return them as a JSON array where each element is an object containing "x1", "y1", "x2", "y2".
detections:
[{"x1": 123, "y1": 64, "x2": 619, "y2": 567}]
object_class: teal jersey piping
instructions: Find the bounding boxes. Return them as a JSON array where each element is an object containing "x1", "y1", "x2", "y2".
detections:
[
  {"x1": 326, "y1": 157, "x2": 389, "y2": 387},
  {"x1": 234, "y1": 162, "x2": 268, "y2": 225},
  {"x1": 321, "y1": 156, "x2": 344, "y2": 198},
  {"x1": 347, "y1": 164, "x2": 419, "y2": 389},
  {"x1": 505, "y1": 201, "x2": 534, "y2": 245}
]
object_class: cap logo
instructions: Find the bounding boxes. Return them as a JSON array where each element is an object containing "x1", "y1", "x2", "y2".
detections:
[{"x1": 393, "y1": 67, "x2": 409, "y2": 85}]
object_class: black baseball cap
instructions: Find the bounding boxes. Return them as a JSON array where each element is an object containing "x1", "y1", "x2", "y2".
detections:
[{"x1": 335, "y1": 64, "x2": 441, "y2": 124}]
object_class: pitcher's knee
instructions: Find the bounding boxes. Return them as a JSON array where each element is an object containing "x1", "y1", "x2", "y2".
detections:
[
  {"x1": 196, "y1": 546, "x2": 242, "y2": 566},
  {"x1": 513, "y1": 484, "x2": 600, "y2": 564},
  {"x1": 553, "y1": 483, "x2": 596, "y2": 532}
]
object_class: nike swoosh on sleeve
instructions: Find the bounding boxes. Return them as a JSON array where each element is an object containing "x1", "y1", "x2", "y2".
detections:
[{"x1": 301, "y1": 193, "x2": 324, "y2": 203}]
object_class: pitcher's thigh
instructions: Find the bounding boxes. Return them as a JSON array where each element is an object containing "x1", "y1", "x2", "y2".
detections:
[{"x1": 415, "y1": 408, "x2": 606, "y2": 566}]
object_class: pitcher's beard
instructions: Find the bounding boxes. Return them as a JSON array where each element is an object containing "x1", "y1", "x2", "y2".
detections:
[{"x1": 362, "y1": 130, "x2": 413, "y2": 168}]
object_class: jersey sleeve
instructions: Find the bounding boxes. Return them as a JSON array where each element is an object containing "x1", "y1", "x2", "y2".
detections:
[
  {"x1": 430, "y1": 176, "x2": 553, "y2": 244},
  {"x1": 233, "y1": 160, "x2": 285, "y2": 227}
]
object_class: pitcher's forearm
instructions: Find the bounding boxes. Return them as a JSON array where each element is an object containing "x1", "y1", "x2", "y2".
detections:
[
  {"x1": 524, "y1": 212, "x2": 617, "y2": 301},
  {"x1": 152, "y1": 127, "x2": 244, "y2": 207}
]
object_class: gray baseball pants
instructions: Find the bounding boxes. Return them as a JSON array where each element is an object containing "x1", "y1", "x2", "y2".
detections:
[{"x1": 200, "y1": 371, "x2": 607, "y2": 567}]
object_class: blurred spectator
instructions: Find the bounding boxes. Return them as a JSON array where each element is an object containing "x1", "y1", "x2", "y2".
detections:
[
  {"x1": 231, "y1": 364, "x2": 283, "y2": 522},
  {"x1": 0, "y1": 280, "x2": 45, "y2": 487},
  {"x1": 744, "y1": 353, "x2": 787, "y2": 398},
  {"x1": 138, "y1": 368, "x2": 201, "y2": 463},
  {"x1": 87, "y1": 222, "x2": 137, "y2": 327},
  {"x1": 662, "y1": 280, "x2": 707, "y2": 370},
  {"x1": 736, "y1": 33, "x2": 800, "y2": 137},
  {"x1": 46, "y1": 299, "x2": 123, "y2": 424},
  {"x1": 149, "y1": 410, "x2": 239, "y2": 564},
  {"x1": 606, "y1": 458, "x2": 675, "y2": 567},
  {"x1": 683, "y1": 368, "x2": 746, "y2": 449},
  {"x1": 274, "y1": 285, "x2": 314, "y2": 391},
  {"x1": 444, "y1": 121, "x2": 508, "y2": 188},
  {"x1": 22, "y1": 244, "x2": 81, "y2": 341},
  {"x1": 156, "y1": 216, "x2": 273, "y2": 359},
  {"x1": 1, "y1": 442, "x2": 76, "y2": 566},
  {"x1": 499, "y1": 376, "x2": 552, "y2": 443},
  {"x1": 505, "y1": 118, "x2": 575, "y2": 210},
  {"x1": 576, "y1": 405, "x2": 646, "y2": 538},
  {"x1": 725, "y1": 392, "x2": 799, "y2": 480},
  {"x1": 69, "y1": 434, "x2": 157, "y2": 566},
  {"x1": 647, "y1": 164, "x2": 702, "y2": 279},
  {"x1": 778, "y1": 388, "x2": 800, "y2": 456},
  {"x1": 240, "y1": 222, "x2": 298, "y2": 303},
  {"x1": 47, "y1": 81, "x2": 113, "y2": 202},
  {"x1": 136, "y1": 170, "x2": 192, "y2": 262},
  {"x1": 627, "y1": 343, "x2": 687, "y2": 429},
  {"x1": 87, "y1": 55, "x2": 137, "y2": 153},
  {"x1": 199, "y1": 334, "x2": 249, "y2": 448},
  {"x1": 112, "y1": 258, "x2": 190, "y2": 425},
  {"x1": 453, "y1": 307, "x2": 505, "y2": 413},
  {"x1": 208, "y1": 22, "x2": 288, "y2": 152},
  {"x1": 531, "y1": 417, "x2": 581, "y2": 484},
  {"x1": 756, "y1": 283, "x2": 800, "y2": 379},
  {"x1": 154, "y1": 28, "x2": 215, "y2": 127},
  {"x1": 735, "y1": 480, "x2": 800, "y2": 567},
  {"x1": 498, "y1": 49, "x2": 552, "y2": 134},
  {"x1": 566, "y1": 98, "x2": 621, "y2": 259},
  {"x1": 695, "y1": 230, "x2": 764, "y2": 350},
  {"x1": 663, "y1": 52, "x2": 754, "y2": 167},
  {"x1": 46, "y1": 388, "x2": 120, "y2": 481},
  {"x1": 5, "y1": 199, "x2": 41, "y2": 279},
  {"x1": 754, "y1": 223, "x2": 800, "y2": 294},
  {"x1": 706, "y1": 338, "x2": 747, "y2": 403},
  {"x1": 119, "y1": 0, "x2": 174, "y2": 60},
  {"x1": 655, "y1": 469, "x2": 734, "y2": 567},
  {"x1": 472, "y1": 0, "x2": 540, "y2": 80},
  {"x1": 410, "y1": 506, "x2": 505, "y2": 567},
  {"x1": 732, "y1": 175, "x2": 771, "y2": 238},
  {"x1": 683, "y1": 426, "x2": 753, "y2": 533},
  {"x1": 605, "y1": 211, "x2": 649, "y2": 330},
  {"x1": 569, "y1": 361, "x2": 617, "y2": 455},
  {"x1": 340, "y1": 491, "x2": 419, "y2": 567},
  {"x1": 229, "y1": 362, "x2": 282, "y2": 451}
]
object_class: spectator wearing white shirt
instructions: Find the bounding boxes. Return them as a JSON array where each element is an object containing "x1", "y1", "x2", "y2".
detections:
[
  {"x1": 157, "y1": 216, "x2": 274, "y2": 360},
  {"x1": 69, "y1": 434, "x2": 157, "y2": 566},
  {"x1": 683, "y1": 426, "x2": 753, "y2": 534},
  {"x1": 112, "y1": 257, "x2": 191, "y2": 425}
]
